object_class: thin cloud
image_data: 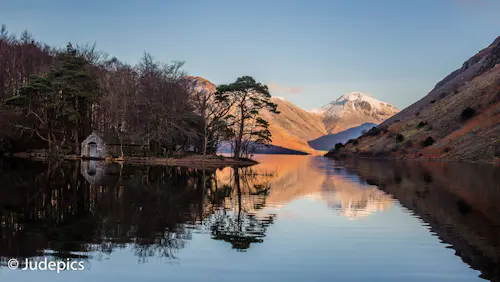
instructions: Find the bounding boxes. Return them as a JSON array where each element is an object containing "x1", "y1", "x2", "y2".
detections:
[{"x1": 267, "y1": 81, "x2": 303, "y2": 94}]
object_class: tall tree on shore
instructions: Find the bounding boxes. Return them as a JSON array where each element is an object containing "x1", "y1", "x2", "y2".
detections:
[
  {"x1": 216, "y1": 76, "x2": 279, "y2": 159},
  {"x1": 51, "y1": 43, "x2": 99, "y2": 154}
]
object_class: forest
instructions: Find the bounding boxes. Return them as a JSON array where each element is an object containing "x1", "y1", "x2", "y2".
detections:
[{"x1": 0, "y1": 25, "x2": 278, "y2": 159}]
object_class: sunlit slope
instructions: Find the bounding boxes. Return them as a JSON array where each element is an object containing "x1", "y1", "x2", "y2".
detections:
[
  {"x1": 340, "y1": 36, "x2": 500, "y2": 162},
  {"x1": 260, "y1": 97, "x2": 328, "y2": 154}
]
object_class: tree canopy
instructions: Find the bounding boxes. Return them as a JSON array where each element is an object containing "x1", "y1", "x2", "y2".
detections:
[{"x1": 215, "y1": 76, "x2": 279, "y2": 159}]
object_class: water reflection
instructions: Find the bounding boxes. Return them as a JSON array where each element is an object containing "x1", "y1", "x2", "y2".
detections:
[
  {"x1": 241, "y1": 155, "x2": 394, "y2": 219},
  {"x1": 320, "y1": 178, "x2": 392, "y2": 220},
  {"x1": 0, "y1": 156, "x2": 499, "y2": 281},
  {"x1": 204, "y1": 167, "x2": 276, "y2": 251},
  {"x1": 0, "y1": 156, "x2": 392, "y2": 266},
  {"x1": 81, "y1": 160, "x2": 107, "y2": 185},
  {"x1": 0, "y1": 159, "x2": 275, "y2": 266},
  {"x1": 340, "y1": 158, "x2": 500, "y2": 281}
]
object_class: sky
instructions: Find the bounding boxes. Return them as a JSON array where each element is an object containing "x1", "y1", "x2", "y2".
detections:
[{"x1": 1, "y1": 0, "x2": 499, "y2": 110}]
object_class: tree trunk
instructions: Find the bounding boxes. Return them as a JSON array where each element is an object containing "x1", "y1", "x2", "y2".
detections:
[
  {"x1": 74, "y1": 96, "x2": 80, "y2": 155},
  {"x1": 234, "y1": 104, "x2": 245, "y2": 160},
  {"x1": 203, "y1": 133, "x2": 208, "y2": 155},
  {"x1": 47, "y1": 111, "x2": 52, "y2": 153},
  {"x1": 203, "y1": 115, "x2": 208, "y2": 155},
  {"x1": 117, "y1": 130, "x2": 124, "y2": 157},
  {"x1": 47, "y1": 131, "x2": 51, "y2": 153},
  {"x1": 75, "y1": 128, "x2": 80, "y2": 155}
]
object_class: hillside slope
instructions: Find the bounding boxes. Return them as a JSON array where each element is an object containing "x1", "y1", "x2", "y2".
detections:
[
  {"x1": 382, "y1": 36, "x2": 500, "y2": 127},
  {"x1": 259, "y1": 97, "x2": 328, "y2": 154},
  {"x1": 332, "y1": 36, "x2": 500, "y2": 163}
]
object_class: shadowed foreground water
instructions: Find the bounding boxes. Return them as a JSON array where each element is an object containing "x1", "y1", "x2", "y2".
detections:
[{"x1": 0, "y1": 155, "x2": 499, "y2": 281}]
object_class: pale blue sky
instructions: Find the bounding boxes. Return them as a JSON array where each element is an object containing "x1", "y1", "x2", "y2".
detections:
[{"x1": 1, "y1": 0, "x2": 499, "y2": 109}]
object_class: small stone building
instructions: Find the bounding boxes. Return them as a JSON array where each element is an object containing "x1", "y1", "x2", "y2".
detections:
[{"x1": 81, "y1": 131, "x2": 148, "y2": 159}]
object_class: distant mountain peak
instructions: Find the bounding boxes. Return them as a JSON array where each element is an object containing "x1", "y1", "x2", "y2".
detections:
[
  {"x1": 184, "y1": 76, "x2": 216, "y2": 94},
  {"x1": 337, "y1": 92, "x2": 372, "y2": 101},
  {"x1": 319, "y1": 92, "x2": 399, "y2": 134},
  {"x1": 324, "y1": 92, "x2": 394, "y2": 111}
]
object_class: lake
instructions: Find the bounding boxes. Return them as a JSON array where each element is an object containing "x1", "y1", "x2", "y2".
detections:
[{"x1": 0, "y1": 155, "x2": 499, "y2": 281}]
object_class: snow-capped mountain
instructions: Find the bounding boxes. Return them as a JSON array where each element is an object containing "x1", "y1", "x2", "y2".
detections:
[{"x1": 317, "y1": 92, "x2": 399, "y2": 134}]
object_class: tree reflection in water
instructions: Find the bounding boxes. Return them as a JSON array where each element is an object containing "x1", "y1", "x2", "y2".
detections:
[
  {"x1": 203, "y1": 167, "x2": 276, "y2": 251},
  {"x1": 0, "y1": 159, "x2": 275, "y2": 265}
]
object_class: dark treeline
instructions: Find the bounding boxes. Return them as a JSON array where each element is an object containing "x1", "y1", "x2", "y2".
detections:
[
  {"x1": 0, "y1": 25, "x2": 276, "y2": 157},
  {"x1": 0, "y1": 159, "x2": 275, "y2": 265},
  {"x1": 0, "y1": 25, "x2": 199, "y2": 156},
  {"x1": 0, "y1": 25, "x2": 278, "y2": 158}
]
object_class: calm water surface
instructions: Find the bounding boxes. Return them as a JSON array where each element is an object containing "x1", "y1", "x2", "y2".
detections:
[{"x1": 0, "y1": 155, "x2": 499, "y2": 281}]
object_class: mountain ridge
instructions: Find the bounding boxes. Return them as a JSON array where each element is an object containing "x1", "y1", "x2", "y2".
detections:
[{"x1": 382, "y1": 36, "x2": 500, "y2": 127}]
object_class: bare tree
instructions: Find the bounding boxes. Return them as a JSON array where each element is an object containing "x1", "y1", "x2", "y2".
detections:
[
  {"x1": 188, "y1": 77, "x2": 234, "y2": 155},
  {"x1": 94, "y1": 53, "x2": 202, "y2": 156}
]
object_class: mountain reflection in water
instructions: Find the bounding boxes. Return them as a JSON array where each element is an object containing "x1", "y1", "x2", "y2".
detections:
[{"x1": 0, "y1": 156, "x2": 499, "y2": 281}]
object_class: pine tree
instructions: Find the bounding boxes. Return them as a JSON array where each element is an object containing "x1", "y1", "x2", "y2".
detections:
[
  {"x1": 50, "y1": 43, "x2": 99, "y2": 154},
  {"x1": 216, "y1": 76, "x2": 279, "y2": 159}
]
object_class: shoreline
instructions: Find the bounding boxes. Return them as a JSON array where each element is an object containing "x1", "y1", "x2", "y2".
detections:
[
  {"x1": 5, "y1": 152, "x2": 259, "y2": 168},
  {"x1": 323, "y1": 153, "x2": 500, "y2": 165}
]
